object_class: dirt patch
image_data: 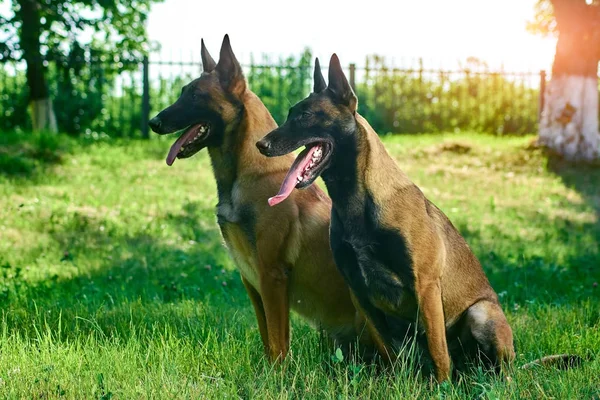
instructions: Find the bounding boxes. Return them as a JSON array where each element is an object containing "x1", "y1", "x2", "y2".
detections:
[
  {"x1": 410, "y1": 141, "x2": 473, "y2": 159},
  {"x1": 435, "y1": 142, "x2": 472, "y2": 154}
]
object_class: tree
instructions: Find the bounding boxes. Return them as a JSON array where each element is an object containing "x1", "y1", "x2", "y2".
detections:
[
  {"x1": 0, "y1": 0, "x2": 162, "y2": 133},
  {"x1": 528, "y1": 0, "x2": 600, "y2": 161}
]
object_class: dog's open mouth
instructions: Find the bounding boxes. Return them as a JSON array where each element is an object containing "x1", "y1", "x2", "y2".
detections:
[
  {"x1": 166, "y1": 122, "x2": 210, "y2": 166},
  {"x1": 268, "y1": 142, "x2": 331, "y2": 207}
]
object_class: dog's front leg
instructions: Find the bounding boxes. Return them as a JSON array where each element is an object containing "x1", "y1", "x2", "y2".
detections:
[
  {"x1": 417, "y1": 279, "x2": 451, "y2": 382},
  {"x1": 349, "y1": 291, "x2": 394, "y2": 364},
  {"x1": 258, "y1": 266, "x2": 290, "y2": 362},
  {"x1": 255, "y1": 220, "x2": 292, "y2": 363},
  {"x1": 241, "y1": 276, "x2": 269, "y2": 355}
]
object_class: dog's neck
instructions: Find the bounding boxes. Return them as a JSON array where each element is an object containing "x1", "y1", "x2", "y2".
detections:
[
  {"x1": 207, "y1": 89, "x2": 291, "y2": 204},
  {"x1": 322, "y1": 113, "x2": 409, "y2": 216},
  {"x1": 321, "y1": 130, "x2": 361, "y2": 211}
]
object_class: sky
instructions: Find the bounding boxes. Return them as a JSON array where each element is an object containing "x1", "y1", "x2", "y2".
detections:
[{"x1": 147, "y1": 0, "x2": 558, "y2": 72}]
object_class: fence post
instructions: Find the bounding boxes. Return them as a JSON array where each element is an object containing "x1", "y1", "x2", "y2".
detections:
[
  {"x1": 538, "y1": 70, "x2": 546, "y2": 123},
  {"x1": 349, "y1": 63, "x2": 356, "y2": 92},
  {"x1": 141, "y1": 56, "x2": 150, "y2": 139}
]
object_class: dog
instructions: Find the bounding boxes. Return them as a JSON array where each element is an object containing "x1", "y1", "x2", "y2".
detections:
[
  {"x1": 148, "y1": 37, "x2": 376, "y2": 362},
  {"x1": 256, "y1": 54, "x2": 516, "y2": 381}
]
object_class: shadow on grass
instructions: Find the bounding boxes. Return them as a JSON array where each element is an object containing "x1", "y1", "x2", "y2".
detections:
[
  {"x1": 2, "y1": 134, "x2": 598, "y2": 362},
  {"x1": 455, "y1": 207, "x2": 599, "y2": 308},
  {"x1": 0, "y1": 198, "x2": 256, "y2": 345},
  {"x1": 448, "y1": 142, "x2": 600, "y2": 305},
  {"x1": 0, "y1": 131, "x2": 167, "y2": 180},
  {"x1": 0, "y1": 131, "x2": 79, "y2": 178},
  {"x1": 3, "y1": 196, "x2": 597, "y2": 346},
  {"x1": 545, "y1": 153, "x2": 600, "y2": 217}
]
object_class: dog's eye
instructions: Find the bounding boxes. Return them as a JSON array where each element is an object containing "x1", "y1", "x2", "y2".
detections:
[
  {"x1": 300, "y1": 111, "x2": 312, "y2": 119},
  {"x1": 192, "y1": 93, "x2": 198, "y2": 100}
]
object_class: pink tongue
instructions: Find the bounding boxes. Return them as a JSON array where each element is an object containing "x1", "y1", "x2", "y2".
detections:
[
  {"x1": 268, "y1": 146, "x2": 319, "y2": 207},
  {"x1": 166, "y1": 124, "x2": 203, "y2": 166}
]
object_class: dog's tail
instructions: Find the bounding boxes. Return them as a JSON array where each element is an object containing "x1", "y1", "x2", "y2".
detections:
[{"x1": 520, "y1": 354, "x2": 585, "y2": 370}]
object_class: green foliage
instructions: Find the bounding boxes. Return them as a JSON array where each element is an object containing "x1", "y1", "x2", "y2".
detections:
[
  {"x1": 0, "y1": 59, "x2": 178, "y2": 137},
  {"x1": 0, "y1": 65, "x2": 29, "y2": 131},
  {"x1": 1, "y1": 51, "x2": 541, "y2": 137},
  {"x1": 527, "y1": 0, "x2": 557, "y2": 37},
  {"x1": 50, "y1": 58, "x2": 121, "y2": 136},
  {"x1": 356, "y1": 56, "x2": 539, "y2": 135},
  {"x1": 0, "y1": 0, "x2": 161, "y2": 132},
  {"x1": 0, "y1": 131, "x2": 598, "y2": 398},
  {"x1": 1, "y1": 0, "x2": 162, "y2": 62}
]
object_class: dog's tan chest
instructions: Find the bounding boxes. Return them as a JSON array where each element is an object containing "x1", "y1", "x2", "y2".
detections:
[
  {"x1": 220, "y1": 221, "x2": 260, "y2": 290},
  {"x1": 217, "y1": 191, "x2": 262, "y2": 291}
]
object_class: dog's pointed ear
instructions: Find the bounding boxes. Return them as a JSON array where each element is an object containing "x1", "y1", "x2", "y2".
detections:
[
  {"x1": 201, "y1": 39, "x2": 216, "y2": 72},
  {"x1": 327, "y1": 54, "x2": 357, "y2": 111},
  {"x1": 215, "y1": 34, "x2": 246, "y2": 94},
  {"x1": 313, "y1": 58, "x2": 326, "y2": 93}
]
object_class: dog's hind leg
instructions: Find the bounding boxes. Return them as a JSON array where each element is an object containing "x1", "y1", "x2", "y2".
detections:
[
  {"x1": 241, "y1": 276, "x2": 270, "y2": 355},
  {"x1": 465, "y1": 300, "x2": 515, "y2": 370}
]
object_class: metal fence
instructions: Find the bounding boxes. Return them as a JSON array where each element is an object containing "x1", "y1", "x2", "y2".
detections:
[{"x1": 0, "y1": 57, "x2": 545, "y2": 137}]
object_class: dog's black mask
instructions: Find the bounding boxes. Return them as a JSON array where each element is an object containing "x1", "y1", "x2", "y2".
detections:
[
  {"x1": 256, "y1": 54, "x2": 358, "y2": 206},
  {"x1": 148, "y1": 35, "x2": 245, "y2": 166}
]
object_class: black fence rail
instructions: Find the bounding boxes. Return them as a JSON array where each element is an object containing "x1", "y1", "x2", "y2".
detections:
[{"x1": 0, "y1": 55, "x2": 544, "y2": 137}]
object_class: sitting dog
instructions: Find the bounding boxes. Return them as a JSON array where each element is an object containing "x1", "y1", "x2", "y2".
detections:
[
  {"x1": 256, "y1": 54, "x2": 515, "y2": 381},
  {"x1": 148, "y1": 38, "x2": 376, "y2": 362}
]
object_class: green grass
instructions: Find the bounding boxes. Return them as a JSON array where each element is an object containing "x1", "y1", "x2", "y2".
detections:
[{"x1": 0, "y1": 131, "x2": 599, "y2": 399}]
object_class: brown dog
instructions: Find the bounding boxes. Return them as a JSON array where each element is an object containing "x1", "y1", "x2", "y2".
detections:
[
  {"x1": 257, "y1": 54, "x2": 515, "y2": 380},
  {"x1": 148, "y1": 37, "x2": 374, "y2": 362}
]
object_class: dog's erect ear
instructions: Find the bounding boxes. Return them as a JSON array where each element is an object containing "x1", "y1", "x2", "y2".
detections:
[
  {"x1": 216, "y1": 34, "x2": 246, "y2": 95},
  {"x1": 201, "y1": 39, "x2": 216, "y2": 72},
  {"x1": 313, "y1": 58, "x2": 326, "y2": 93},
  {"x1": 327, "y1": 54, "x2": 357, "y2": 111}
]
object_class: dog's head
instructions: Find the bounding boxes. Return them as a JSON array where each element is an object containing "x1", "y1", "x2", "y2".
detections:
[
  {"x1": 256, "y1": 54, "x2": 358, "y2": 206},
  {"x1": 149, "y1": 34, "x2": 246, "y2": 165}
]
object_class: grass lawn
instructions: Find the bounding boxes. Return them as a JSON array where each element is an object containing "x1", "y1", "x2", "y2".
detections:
[{"x1": 0, "y1": 131, "x2": 598, "y2": 399}]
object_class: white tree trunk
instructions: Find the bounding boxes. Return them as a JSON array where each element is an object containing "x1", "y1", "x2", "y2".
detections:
[
  {"x1": 539, "y1": 75, "x2": 600, "y2": 161},
  {"x1": 30, "y1": 97, "x2": 58, "y2": 133}
]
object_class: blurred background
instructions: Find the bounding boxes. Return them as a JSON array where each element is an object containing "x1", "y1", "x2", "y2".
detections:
[{"x1": 0, "y1": 0, "x2": 569, "y2": 139}]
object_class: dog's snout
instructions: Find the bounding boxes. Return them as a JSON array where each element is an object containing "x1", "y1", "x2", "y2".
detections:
[
  {"x1": 256, "y1": 139, "x2": 271, "y2": 153},
  {"x1": 148, "y1": 116, "x2": 162, "y2": 132}
]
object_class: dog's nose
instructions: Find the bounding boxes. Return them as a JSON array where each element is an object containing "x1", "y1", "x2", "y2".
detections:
[
  {"x1": 256, "y1": 139, "x2": 271, "y2": 153},
  {"x1": 148, "y1": 116, "x2": 162, "y2": 131}
]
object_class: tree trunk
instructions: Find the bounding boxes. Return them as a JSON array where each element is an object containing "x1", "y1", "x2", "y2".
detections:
[
  {"x1": 18, "y1": 0, "x2": 57, "y2": 133},
  {"x1": 539, "y1": 76, "x2": 599, "y2": 161},
  {"x1": 539, "y1": 1, "x2": 600, "y2": 161},
  {"x1": 29, "y1": 98, "x2": 58, "y2": 132}
]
